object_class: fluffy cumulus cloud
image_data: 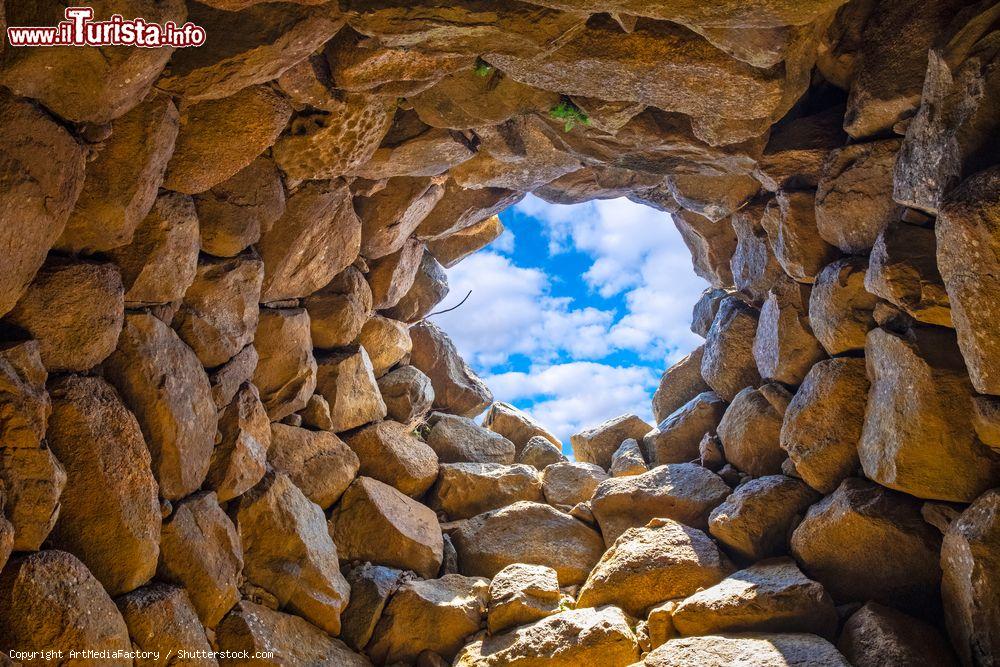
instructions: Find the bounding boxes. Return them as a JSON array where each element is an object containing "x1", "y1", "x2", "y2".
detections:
[
  {"x1": 430, "y1": 195, "x2": 708, "y2": 445},
  {"x1": 486, "y1": 362, "x2": 658, "y2": 446}
]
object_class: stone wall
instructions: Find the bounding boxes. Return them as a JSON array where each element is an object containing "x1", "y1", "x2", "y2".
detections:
[{"x1": 0, "y1": 1, "x2": 998, "y2": 666}]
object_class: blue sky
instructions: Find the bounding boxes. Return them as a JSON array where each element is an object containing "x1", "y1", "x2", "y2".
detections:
[{"x1": 429, "y1": 195, "x2": 707, "y2": 449}]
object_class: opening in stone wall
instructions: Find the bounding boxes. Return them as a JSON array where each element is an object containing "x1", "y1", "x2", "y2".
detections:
[{"x1": 431, "y1": 196, "x2": 706, "y2": 450}]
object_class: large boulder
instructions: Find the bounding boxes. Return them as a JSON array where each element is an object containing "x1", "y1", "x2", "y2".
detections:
[
  {"x1": 172, "y1": 255, "x2": 263, "y2": 368},
  {"x1": 377, "y1": 365, "x2": 435, "y2": 424},
  {"x1": 410, "y1": 321, "x2": 493, "y2": 418},
  {"x1": 427, "y1": 413, "x2": 516, "y2": 464},
  {"x1": 701, "y1": 296, "x2": 762, "y2": 402},
  {"x1": 258, "y1": 180, "x2": 361, "y2": 303},
  {"x1": 108, "y1": 191, "x2": 199, "y2": 306},
  {"x1": 639, "y1": 633, "x2": 849, "y2": 667},
  {"x1": 330, "y1": 476, "x2": 443, "y2": 579},
  {"x1": 518, "y1": 436, "x2": 568, "y2": 470},
  {"x1": 487, "y1": 564, "x2": 563, "y2": 635},
  {"x1": 0, "y1": 551, "x2": 132, "y2": 665},
  {"x1": 590, "y1": 464, "x2": 731, "y2": 545},
  {"x1": 671, "y1": 559, "x2": 837, "y2": 638},
  {"x1": 610, "y1": 438, "x2": 649, "y2": 477},
  {"x1": 268, "y1": 424, "x2": 359, "y2": 509},
  {"x1": 304, "y1": 267, "x2": 373, "y2": 350},
  {"x1": 780, "y1": 358, "x2": 869, "y2": 493},
  {"x1": 383, "y1": 250, "x2": 451, "y2": 323},
  {"x1": 430, "y1": 463, "x2": 543, "y2": 520},
  {"x1": 709, "y1": 475, "x2": 819, "y2": 562},
  {"x1": 216, "y1": 600, "x2": 370, "y2": 667},
  {"x1": 366, "y1": 238, "x2": 424, "y2": 310},
  {"x1": 58, "y1": 93, "x2": 178, "y2": 255},
  {"x1": 104, "y1": 313, "x2": 216, "y2": 501},
  {"x1": 814, "y1": 139, "x2": 901, "y2": 252},
  {"x1": 450, "y1": 501, "x2": 604, "y2": 585},
  {"x1": 163, "y1": 85, "x2": 292, "y2": 194},
  {"x1": 865, "y1": 221, "x2": 952, "y2": 327},
  {"x1": 0, "y1": 92, "x2": 86, "y2": 319},
  {"x1": 808, "y1": 256, "x2": 878, "y2": 355},
  {"x1": 941, "y1": 489, "x2": 1000, "y2": 667},
  {"x1": 482, "y1": 402, "x2": 562, "y2": 456},
  {"x1": 340, "y1": 563, "x2": 405, "y2": 652},
  {"x1": 46, "y1": 376, "x2": 160, "y2": 597},
  {"x1": 672, "y1": 209, "x2": 737, "y2": 288},
  {"x1": 643, "y1": 392, "x2": 726, "y2": 466},
  {"x1": 158, "y1": 491, "x2": 242, "y2": 628},
  {"x1": 343, "y1": 420, "x2": 438, "y2": 497},
  {"x1": 357, "y1": 176, "x2": 446, "y2": 258},
  {"x1": 752, "y1": 278, "x2": 825, "y2": 386},
  {"x1": 571, "y1": 414, "x2": 652, "y2": 469},
  {"x1": 790, "y1": 478, "x2": 942, "y2": 617},
  {"x1": 427, "y1": 215, "x2": 507, "y2": 268},
  {"x1": 0, "y1": 445, "x2": 66, "y2": 552},
  {"x1": 730, "y1": 201, "x2": 785, "y2": 305},
  {"x1": 577, "y1": 518, "x2": 732, "y2": 616},
  {"x1": 367, "y1": 574, "x2": 489, "y2": 664},
  {"x1": 759, "y1": 191, "x2": 839, "y2": 283},
  {"x1": 116, "y1": 584, "x2": 216, "y2": 667},
  {"x1": 314, "y1": 347, "x2": 387, "y2": 433},
  {"x1": 541, "y1": 462, "x2": 608, "y2": 508},
  {"x1": 209, "y1": 343, "x2": 259, "y2": 410},
  {"x1": 252, "y1": 307, "x2": 318, "y2": 421},
  {"x1": 651, "y1": 347, "x2": 711, "y2": 424},
  {"x1": 860, "y1": 327, "x2": 999, "y2": 502},
  {"x1": 194, "y1": 156, "x2": 286, "y2": 258},
  {"x1": 838, "y1": 602, "x2": 959, "y2": 667},
  {"x1": 454, "y1": 606, "x2": 640, "y2": 667},
  {"x1": 937, "y1": 167, "x2": 1000, "y2": 395},
  {"x1": 205, "y1": 382, "x2": 270, "y2": 502},
  {"x1": 717, "y1": 385, "x2": 790, "y2": 477},
  {"x1": 237, "y1": 472, "x2": 350, "y2": 635},
  {"x1": 357, "y1": 315, "x2": 412, "y2": 377},
  {"x1": 0, "y1": 340, "x2": 50, "y2": 449},
  {"x1": 4, "y1": 259, "x2": 124, "y2": 373}
]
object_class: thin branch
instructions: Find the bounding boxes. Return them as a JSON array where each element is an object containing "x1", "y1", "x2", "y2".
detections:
[{"x1": 425, "y1": 290, "x2": 472, "y2": 319}]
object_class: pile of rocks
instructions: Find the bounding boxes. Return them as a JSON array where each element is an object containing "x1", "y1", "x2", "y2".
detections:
[{"x1": 0, "y1": 0, "x2": 998, "y2": 665}]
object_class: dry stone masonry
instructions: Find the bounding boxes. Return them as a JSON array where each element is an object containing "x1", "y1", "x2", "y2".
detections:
[{"x1": 0, "y1": 0, "x2": 999, "y2": 665}]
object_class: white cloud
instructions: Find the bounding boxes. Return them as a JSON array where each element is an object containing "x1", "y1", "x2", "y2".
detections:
[
  {"x1": 489, "y1": 228, "x2": 515, "y2": 254},
  {"x1": 430, "y1": 251, "x2": 615, "y2": 368},
  {"x1": 486, "y1": 362, "x2": 658, "y2": 445},
  {"x1": 515, "y1": 195, "x2": 707, "y2": 363}
]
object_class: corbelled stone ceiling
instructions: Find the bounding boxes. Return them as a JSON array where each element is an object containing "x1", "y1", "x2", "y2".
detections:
[{"x1": 0, "y1": 0, "x2": 998, "y2": 665}]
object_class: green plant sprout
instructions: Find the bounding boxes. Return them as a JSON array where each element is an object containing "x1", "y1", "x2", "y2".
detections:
[
  {"x1": 550, "y1": 99, "x2": 590, "y2": 132},
  {"x1": 473, "y1": 57, "x2": 493, "y2": 77}
]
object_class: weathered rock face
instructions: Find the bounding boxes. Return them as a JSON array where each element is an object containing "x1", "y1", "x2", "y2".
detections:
[
  {"x1": 730, "y1": 201, "x2": 785, "y2": 305},
  {"x1": 518, "y1": 435, "x2": 568, "y2": 470},
  {"x1": 5, "y1": 259, "x2": 124, "y2": 373},
  {"x1": 808, "y1": 257, "x2": 878, "y2": 355},
  {"x1": 591, "y1": 464, "x2": 731, "y2": 545},
  {"x1": 717, "y1": 385, "x2": 790, "y2": 477},
  {"x1": 651, "y1": 347, "x2": 711, "y2": 424},
  {"x1": 753, "y1": 278, "x2": 826, "y2": 386},
  {"x1": 252, "y1": 307, "x2": 318, "y2": 421},
  {"x1": 487, "y1": 564, "x2": 563, "y2": 635},
  {"x1": 0, "y1": 444, "x2": 66, "y2": 553},
  {"x1": 0, "y1": 551, "x2": 132, "y2": 664},
  {"x1": 643, "y1": 392, "x2": 726, "y2": 466},
  {"x1": 116, "y1": 584, "x2": 216, "y2": 667},
  {"x1": 368, "y1": 574, "x2": 489, "y2": 664},
  {"x1": 343, "y1": 420, "x2": 438, "y2": 498},
  {"x1": 206, "y1": 382, "x2": 270, "y2": 502},
  {"x1": 430, "y1": 463, "x2": 542, "y2": 520},
  {"x1": 237, "y1": 472, "x2": 350, "y2": 635},
  {"x1": 330, "y1": 476, "x2": 443, "y2": 579},
  {"x1": 860, "y1": 327, "x2": 999, "y2": 502},
  {"x1": 941, "y1": 489, "x2": 1000, "y2": 667},
  {"x1": 610, "y1": 439, "x2": 649, "y2": 477},
  {"x1": 790, "y1": 478, "x2": 942, "y2": 617},
  {"x1": 571, "y1": 414, "x2": 652, "y2": 470},
  {"x1": 541, "y1": 462, "x2": 608, "y2": 508},
  {"x1": 0, "y1": 340, "x2": 50, "y2": 449},
  {"x1": 104, "y1": 313, "x2": 216, "y2": 501},
  {"x1": 377, "y1": 365, "x2": 435, "y2": 424},
  {"x1": 640, "y1": 633, "x2": 849, "y2": 667},
  {"x1": 315, "y1": 347, "x2": 387, "y2": 432},
  {"x1": 482, "y1": 402, "x2": 562, "y2": 456},
  {"x1": 46, "y1": 376, "x2": 160, "y2": 597},
  {"x1": 701, "y1": 296, "x2": 762, "y2": 402},
  {"x1": 838, "y1": 602, "x2": 959, "y2": 667},
  {"x1": 937, "y1": 167, "x2": 1000, "y2": 395},
  {"x1": 304, "y1": 267, "x2": 373, "y2": 350},
  {"x1": 268, "y1": 424, "x2": 359, "y2": 509},
  {"x1": 158, "y1": 491, "x2": 242, "y2": 629},
  {"x1": 578, "y1": 518, "x2": 732, "y2": 616},
  {"x1": 450, "y1": 501, "x2": 604, "y2": 585},
  {"x1": 427, "y1": 412, "x2": 516, "y2": 465},
  {"x1": 358, "y1": 315, "x2": 412, "y2": 377},
  {"x1": 410, "y1": 321, "x2": 493, "y2": 418},
  {"x1": 709, "y1": 475, "x2": 819, "y2": 562},
  {"x1": 454, "y1": 606, "x2": 640, "y2": 667},
  {"x1": 780, "y1": 358, "x2": 869, "y2": 494}
]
